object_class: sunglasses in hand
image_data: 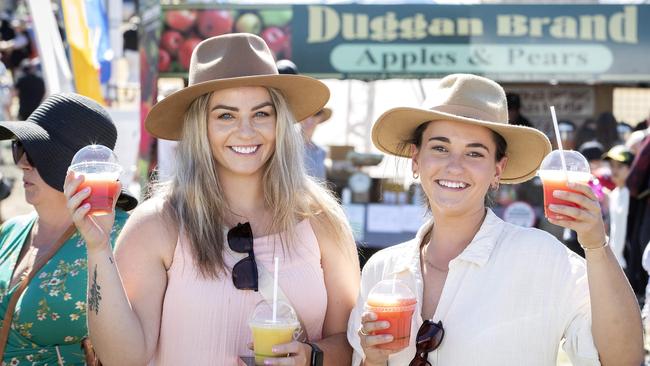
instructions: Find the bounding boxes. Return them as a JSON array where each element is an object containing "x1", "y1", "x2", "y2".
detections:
[{"x1": 409, "y1": 320, "x2": 444, "y2": 366}]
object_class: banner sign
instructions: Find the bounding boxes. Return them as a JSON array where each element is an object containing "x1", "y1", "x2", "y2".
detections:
[{"x1": 159, "y1": 4, "x2": 650, "y2": 82}]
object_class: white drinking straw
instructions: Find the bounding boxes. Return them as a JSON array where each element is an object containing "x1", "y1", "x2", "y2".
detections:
[
  {"x1": 273, "y1": 257, "x2": 279, "y2": 322},
  {"x1": 550, "y1": 106, "x2": 569, "y2": 179}
]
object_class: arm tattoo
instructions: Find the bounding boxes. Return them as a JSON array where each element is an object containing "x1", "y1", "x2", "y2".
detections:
[
  {"x1": 108, "y1": 256, "x2": 114, "y2": 264},
  {"x1": 88, "y1": 265, "x2": 102, "y2": 315}
]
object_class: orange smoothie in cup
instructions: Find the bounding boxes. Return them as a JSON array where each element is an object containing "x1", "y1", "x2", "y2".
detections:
[
  {"x1": 77, "y1": 173, "x2": 120, "y2": 216},
  {"x1": 538, "y1": 170, "x2": 592, "y2": 220},
  {"x1": 365, "y1": 293, "x2": 417, "y2": 350}
]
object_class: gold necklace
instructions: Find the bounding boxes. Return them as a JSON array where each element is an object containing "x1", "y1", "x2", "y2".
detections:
[{"x1": 424, "y1": 259, "x2": 449, "y2": 272}]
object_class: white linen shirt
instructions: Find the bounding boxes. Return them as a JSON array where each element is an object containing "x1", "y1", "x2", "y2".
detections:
[{"x1": 348, "y1": 209, "x2": 599, "y2": 366}]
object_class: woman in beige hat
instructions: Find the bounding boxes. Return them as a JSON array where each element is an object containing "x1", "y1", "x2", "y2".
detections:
[
  {"x1": 63, "y1": 34, "x2": 359, "y2": 365},
  {"x1": 348, "y1": 74, "x2": 642, "y2": 366}
]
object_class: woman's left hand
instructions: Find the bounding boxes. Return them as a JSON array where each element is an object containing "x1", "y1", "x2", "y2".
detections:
[
  {"x1": 547, "y1": 181, "x2": 607, "y2": 249},
  {"x1": 259, "y1": 341, "x2": 311, "y2": 365}
]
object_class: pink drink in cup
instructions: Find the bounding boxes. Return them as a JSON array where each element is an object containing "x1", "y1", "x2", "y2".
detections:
[
  {"x1": 538, "y1": 150, "x2": 592, "y2": 220},
  {"x1": 69, "y1": 145, "x2": 123, "y2": 216},
  {"x1": 365, "y1": 279, "x2": 416, "y2": 350}
]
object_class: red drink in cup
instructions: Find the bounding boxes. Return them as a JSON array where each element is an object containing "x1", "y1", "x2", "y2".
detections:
[
  {"x1": 365, "y1": 279, "x2": 416, "y2": 351},
  {"x1": 538, "y1": 150, "x2": 592, "y2": 221},
  {"x1": 77, "y1": 174, "x2": 121, "y2": 215},
  {"x1": 69, "y1": 145, "x2": 123, "y2": 216}
]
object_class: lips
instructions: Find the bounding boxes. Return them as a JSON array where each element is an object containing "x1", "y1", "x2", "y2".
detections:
[
  {"x1": 229, "y1": 145, "x2": 260, "y2": 155},
  {"x1": 435, "y1": 179, "x2": 469, "y2": 189}
]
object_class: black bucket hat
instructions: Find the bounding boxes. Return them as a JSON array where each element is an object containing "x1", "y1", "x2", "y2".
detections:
[{"x1": 0, "y1": 93, "x2": 138, "y2": 211}]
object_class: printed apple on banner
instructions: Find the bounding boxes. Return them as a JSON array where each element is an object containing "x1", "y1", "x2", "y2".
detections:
[{"x1": 159, "y1": 7, "x2": 293, "y2": 74}]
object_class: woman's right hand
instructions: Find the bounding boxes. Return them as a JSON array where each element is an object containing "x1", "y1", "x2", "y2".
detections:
[
  {"x1": 359, "y1": 311, "x2": 400, "y2": 366},
  {"x1": 63, "y1": 171, "x2": 119, "y2": 253}
]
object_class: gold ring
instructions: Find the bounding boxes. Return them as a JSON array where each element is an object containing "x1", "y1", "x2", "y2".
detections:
[{"x1": 359, "y1": 327, "x2": 369, "y2": 336}]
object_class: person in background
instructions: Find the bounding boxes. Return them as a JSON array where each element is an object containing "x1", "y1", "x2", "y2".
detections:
[
  {"x1": 349, "y1": 73, "x2": 642, "y2": 365},
  {"x1": 575, "y1": 118, "x2": 597, "y2": 150},
  {"x1": 64, "y1": 34, "x2": 359, "y2": 365},
  {"x1": 617, "y1": 122, "x2": 633, "y2": 144},
  {"x1": 626, "y1": 128, "x2": 649, "y2": 156},
  {"x1": 594, "y1": 112, "x2": 620, "y2": 151},
  {"x1": 277, "y1": 59, "x2": 332, "y2": 181},
  {"x1": 0, "y1": 60, "x2": 11, "y2": 121},
  {"x1": 0, "y1": 18, "x2": 31, "y2": 82},
  {"x1": 626, "y1": 137, "x2": 650, "y2": 297},
  {"x1": 0, "y1": 93, "x2": 137, "y2": 365},
  {"x1": 300, "y1": 108, "x2": 331, "y2": 181},
  {"x1": 602, "y1": 145, "x2": 635, "y2": 269},
  {"x1": 13, "y1": 59, "x2": 44, "y2": 120},
  {"x1": 505, "y1": 92, "x2": 533, "y2": 128}
]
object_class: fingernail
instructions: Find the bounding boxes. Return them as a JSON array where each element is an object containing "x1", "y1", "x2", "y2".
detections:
[
  {"x1": 567, "y1": 182, "x2": 575, "y2": 188},
  {"x1": 384, "y1": 335, "x2": 393, "y2": 341},
  {"x1": 83, "y1": 187, "x2": 91, "y2": 193},
  {"x1": 83, "y1": 203, "x2": 91, "y2": 209},
  {"x1": 553, "y1": 191, "x2": 562, "y2": 197},
  {"x1": 271, "y1": 347, "x2": 278, "y2": 353},
  {"x1": 382, "y1": 321, "x2": 391, "y2": 328},
  {"x1": 264, "y1": 360, "x2": 271, "y2": 365}
]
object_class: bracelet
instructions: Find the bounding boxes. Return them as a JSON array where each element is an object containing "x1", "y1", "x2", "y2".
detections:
[{"x1": 581, "y1": 240, "x2": 609, "y2": 252}]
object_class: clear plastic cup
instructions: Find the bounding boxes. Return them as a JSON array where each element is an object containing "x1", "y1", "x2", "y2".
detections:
[
  {"x1": 364, "y1": 279, "x2": 417, "y2": 351},
  {"x1": 69, "y1": 145, "x2": 123, "y2": 216},
  {"x1": 249, "y1": 300, "x2": 300, "y2": 365},
  {"x1": 537, "y1": 150, "x2": 592, "y2": 220}
]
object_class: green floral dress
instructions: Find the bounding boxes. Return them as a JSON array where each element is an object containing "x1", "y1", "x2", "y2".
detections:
[{"x1": 0, "y1": 210, "x2": 128, "y2": 365}]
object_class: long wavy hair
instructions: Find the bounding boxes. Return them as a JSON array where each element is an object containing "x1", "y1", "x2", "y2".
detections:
[{"x1": 157, "y1": 88, "x2": 351, "y2": 278}]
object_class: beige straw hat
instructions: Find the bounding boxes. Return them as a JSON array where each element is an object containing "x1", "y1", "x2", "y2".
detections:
[
  {"x1": 372, "y1": 74, "x2": 551, "y2": 184},
  {"x1": 146, "y1": 33, "x2": 330, "y2": 140}
]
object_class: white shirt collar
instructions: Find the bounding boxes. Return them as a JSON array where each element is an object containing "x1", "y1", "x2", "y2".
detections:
[{"x1": 389, "y1": 209, "x2": 505, "y2": 275}]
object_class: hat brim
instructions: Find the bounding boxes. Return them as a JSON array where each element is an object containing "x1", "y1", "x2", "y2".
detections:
[
  {"x1": 146, "y1": 74, "x2": 330, "y2": 140},
  {"x1": 372, "y1": 107, "x2": 552, "y2": 184},
  {"x1": 117, "y1": 188, "x2": 138, "y2": 211},
  {"x1": 0, "y1": 122, "x2": 72, "y2": 190},
  {"x1": 318, "y1": 108, "x2": 332, "y2": 124}
]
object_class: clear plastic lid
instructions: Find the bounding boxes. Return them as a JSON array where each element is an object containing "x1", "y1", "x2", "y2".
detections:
[
  {"x1": 365, "y1": 279, "x2": 416, "y2": 312},
  {"x1": 249, "y1": 300, "x2": 299, "y2": 328},
  {"x1": 538, "y1": 150, "x2": 592, "y2": 181},
  {"x1": 69, "y1": 144, "x2": 122, "y2": 176}
]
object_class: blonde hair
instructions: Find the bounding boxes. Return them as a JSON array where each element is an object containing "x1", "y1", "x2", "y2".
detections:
[{"x1": 158, "y1": 88, "x2": 351, "y2": 278}]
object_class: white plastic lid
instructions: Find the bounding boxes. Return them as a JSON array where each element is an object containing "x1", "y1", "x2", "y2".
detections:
[
  {"x1": 69, "y1": 144, "x2": 122, "y2": 175},
  {"x1": 365, "y1": 279, "x2": 416, "y2": 312},
  {"x1": 249, "y1": 300, "x2": 299, "y2": 328},
  {"x1": 539, "y1": 150, "x2": 590, "y2": 174}
]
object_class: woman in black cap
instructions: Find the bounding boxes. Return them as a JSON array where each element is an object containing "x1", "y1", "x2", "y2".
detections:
[{"x1": 0, "y1": 93, "x2": 137, "y2": 365}]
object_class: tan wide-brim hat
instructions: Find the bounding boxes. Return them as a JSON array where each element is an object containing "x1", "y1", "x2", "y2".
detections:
[
  {"x1": 372, "y1": 74, "x2": 551, "y2": 184},
  {"x1": 315, "y1": 107, "x2": 332, "y2": 123},
  {"x1": 146, "y1": 33, "x2": 330, "y2": 140}
]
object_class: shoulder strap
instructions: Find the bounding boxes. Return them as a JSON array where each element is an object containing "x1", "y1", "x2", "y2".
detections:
[
  {"x1": 257, "y1": 264, "x2": 310, "y2": 342},
  {"x1": 0, "y1": 225, "x2": 76, "y2": 357}
]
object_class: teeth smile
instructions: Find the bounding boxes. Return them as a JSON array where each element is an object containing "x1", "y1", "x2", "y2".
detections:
[
  {"x1": 231, "y1": 145, "x2": 259, "y2": 154},
  {"x1": 437, "y1": 180, "x2": 468, "y2": 189}
]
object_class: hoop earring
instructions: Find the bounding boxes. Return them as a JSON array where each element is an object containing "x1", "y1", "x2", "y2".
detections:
[
  {"x1": 413, "y1": 172, "x2": 419, "y2": 179},
  {"x1": 491, "y1": 181, "x2": 500, "y2": 191}
]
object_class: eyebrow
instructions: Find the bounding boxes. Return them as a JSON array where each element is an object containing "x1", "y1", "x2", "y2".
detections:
[
  {"x1": 428, "y1": 136, "x2": 491, "y2": 152},
  {"x1": 211, "y1": 101, "x2": 274, "y2": 112}
]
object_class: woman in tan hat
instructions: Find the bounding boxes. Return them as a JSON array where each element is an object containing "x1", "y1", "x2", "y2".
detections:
[
  {"x1": 348, "y1": 74, "x2": 642, "y2": 365},
  {"x1": 64, "y1": 34, "x2": 359, "y2": 365}
]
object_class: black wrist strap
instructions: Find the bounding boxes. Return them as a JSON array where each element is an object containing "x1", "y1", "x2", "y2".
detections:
[{"x1": 305, "y1": 342, "x2": 323, "y2": 366}]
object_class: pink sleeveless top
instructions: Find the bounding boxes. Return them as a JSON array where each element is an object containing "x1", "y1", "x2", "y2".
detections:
[{"x1": 150, "y1": 219, "x2": 327, "y2": 366}]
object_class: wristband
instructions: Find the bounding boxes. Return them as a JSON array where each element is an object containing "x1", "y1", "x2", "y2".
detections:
[{"x1": 305, "y1": 342, "x2": 323, "y2": 366}]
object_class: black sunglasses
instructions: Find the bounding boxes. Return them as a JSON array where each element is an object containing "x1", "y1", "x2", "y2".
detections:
[
  {"x1": 227, "y1": 222, "x2": 258, "y2": 291},
  {"x1": 409, "y1": 320, "x2": 444, "y2": 366},
  {"x1": 12, "y1": 140, "x2": 34, "y2": 166}
]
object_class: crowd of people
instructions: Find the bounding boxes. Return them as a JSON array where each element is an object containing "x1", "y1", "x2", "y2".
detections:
[{"x1": 0, "y1": 18, "x2": 648, "y2": 366}]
